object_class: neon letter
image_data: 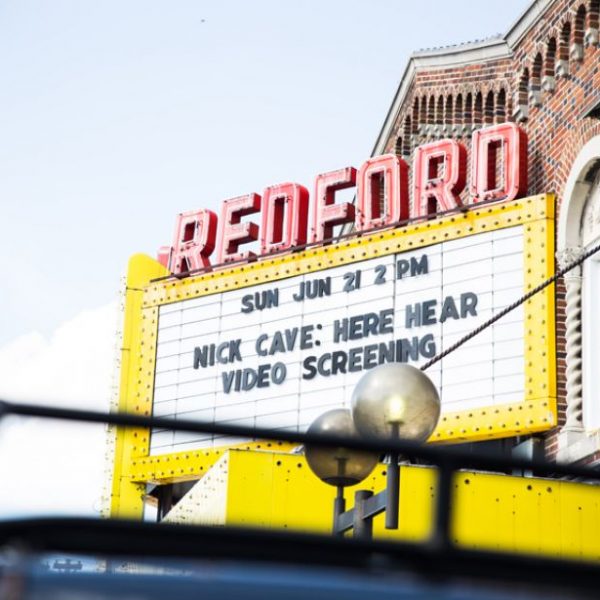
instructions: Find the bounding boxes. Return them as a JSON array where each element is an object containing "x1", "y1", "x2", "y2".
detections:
[
  {"x1": 356, "y1": 154, "x2": 409, "y2": 232},
  {"x1": 169, "y1": 209, "x2": 217, "y2": 274},
  {"x1": 470, "y1": 123, "x2": 528, "y2": 203},
  {"x1": 217, "y1": 193, "x2": 261, "y2": 264},
  {"x1": 156, "y1": 246, "x2": 171, "y2": 269},
  {"x1": 259, "y1": 183, "x2": 309, "y2": 256},
  {"x1": 311, "y1": 167, "x2": 356, "y2": 244},
  {"x1": 413, "y1": 139, "x2": 467, "y2": 217}
]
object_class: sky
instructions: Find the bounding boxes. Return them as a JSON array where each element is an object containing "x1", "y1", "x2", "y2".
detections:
[{"x1": 0, "y1": 0, "x2": 530, "y2": 517}]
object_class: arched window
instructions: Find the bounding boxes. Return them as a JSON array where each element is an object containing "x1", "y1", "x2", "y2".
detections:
[
  {"x1": 412, "y1": 98, "x2": 420, "y2": 136},
  {"x1": 496, "y1": 89, "x2": 506, "y2": 123},
  {"x1": 573, "y1": 6, "x2": 586, "y2": 60},
  {"x1": 473, "y1": 92, "x2": 483, "y2": 129},
  {"x1": 513, "y1": 69, "x2": 529, "y2": 121},
  {"x1": 543, "y1": 37, "x2": 557, "y2": 92},
  {"x1": 464, "y1": 93, "x2": 473, "y2": 134},
  {"x1": 530, "y1": 53, "x2": 543, "y2": 106},
  {"x1": 454, "y1": 94, "x2": 463, "y2": 135},
  {"x1": 587, "y1": 0, "x2": 600, "y2": 45},
  {"x1": 484, "y1": 91, "x2": 495, "y2": 125},
  {"x1": 436, "y1": 96, "x2": 444, "y2": 136},
  {"x1": 402, "y1": 116, "x2": 412, "y2": 157},
  {"x1": 445, "y1": 96, "x2": 453, "y2": 136},
  {"x1": 394, "y1": 135, "x2": 403, "y2": 156},
  {"x1": 557, "y1": 136, "x2": 600, "y2": 461},
  {"x1": 420, "y1": 96, "x2": 427, "y2": 136},
  {"x1": 557, "y1": 21, "x2": 572, "y2": 76},
  {"x1": 427, "y1": 96, "x2": 435, "y2": 136}
]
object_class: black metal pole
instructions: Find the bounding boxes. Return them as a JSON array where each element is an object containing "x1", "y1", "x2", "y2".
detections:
[
  {"x1": 431, "y1": 458, "x2": 454, "y2": 550},
  {"x1": 353, "y1": 490, "x2": 373, "y2": 540},
  {"x1": 385, "y1": 455, "x2": 400, "y2": 529},
  {"x1": 332, "y1": 486, "x2": 345, "y2": 536},
  {"x1": 385, "y1": 422, "x2": 400, "y2": 530}
]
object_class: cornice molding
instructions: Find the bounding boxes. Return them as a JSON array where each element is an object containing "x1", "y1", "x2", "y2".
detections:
[{"x1": 372, "y1": 0, "x2": 556, "y2": 156}]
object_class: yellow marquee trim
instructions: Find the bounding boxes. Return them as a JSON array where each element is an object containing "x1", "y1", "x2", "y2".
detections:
[{"x1": 111, "y1": 195, "x2": 556, "y2": 517}]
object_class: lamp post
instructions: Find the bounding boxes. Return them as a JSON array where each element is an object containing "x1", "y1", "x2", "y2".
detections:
[
  {"x1": 305, "y1": 363, "x2": 441, "y2": 539},
  {"x1": 304, "y1": 408, "x2": 379, "y2": 535}
]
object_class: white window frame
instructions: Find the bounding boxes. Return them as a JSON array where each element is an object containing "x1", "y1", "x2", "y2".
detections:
[{"x1": 583, "y1": 251, "x2": 600, "y2": 431}]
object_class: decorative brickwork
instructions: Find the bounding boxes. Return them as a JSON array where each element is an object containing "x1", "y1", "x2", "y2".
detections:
[{"x1": 377, "y1": 0, "x2": 600, "y2": 463}]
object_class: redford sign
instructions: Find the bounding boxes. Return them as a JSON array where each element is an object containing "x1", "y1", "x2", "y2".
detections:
[{"x1": 158, "y1": 123, "x2": 527, "y2": 274}]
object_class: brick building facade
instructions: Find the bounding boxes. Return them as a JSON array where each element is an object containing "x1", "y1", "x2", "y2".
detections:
[{"x1": 373, "y1": 0, "x2": 600, "y2": 463}]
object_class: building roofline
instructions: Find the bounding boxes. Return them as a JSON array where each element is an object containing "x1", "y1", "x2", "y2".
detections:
[
  {"x1": 371, "y1": 0, "x2": 555, "y2": 156},
  {"x1": 505, "y1": 0, "x2": 554, "y2": 47}
]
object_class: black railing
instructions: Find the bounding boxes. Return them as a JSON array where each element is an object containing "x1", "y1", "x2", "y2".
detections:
[
  {"x1": 4, "y1": 397, "x2": 600, "y2": 595},
  {"x1": 2, "y1": 398, "x2": 600, "y2": 554}
]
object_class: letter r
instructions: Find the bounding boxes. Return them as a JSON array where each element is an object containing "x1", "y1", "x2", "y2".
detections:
[{"x1": 170, "y1": 208, "x2": 217, "y2": 274}]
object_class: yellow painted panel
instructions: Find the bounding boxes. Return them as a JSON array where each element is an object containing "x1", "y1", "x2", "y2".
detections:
[
  {"x1": 162, "y1": 453, "x2": 231, "y2": 526},
  {"x1": 225, "y1": 452, "x2": 435, "y2": 540},
  {"x1": 217, "y1": 450, "x2": 600, "y2": 561},
  {"x1": 128, "y1": 441, "x2": 295, "y2": 484},
  {"x1": 110, "y1": 254, "x2": 168, "y2": 518}
]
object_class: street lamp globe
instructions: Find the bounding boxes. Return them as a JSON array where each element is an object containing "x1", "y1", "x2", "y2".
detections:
[
  {"x1": 351, "y1": 363, "x2": 441, "y2": 442},
  {"x1": 304, "y1": 408, "x2": 379, "y2": 487}
]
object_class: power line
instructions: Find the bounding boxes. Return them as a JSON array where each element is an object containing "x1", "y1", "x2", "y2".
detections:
[{"x1": 420, "y1": 241, "x2": 600, "y2": 372}]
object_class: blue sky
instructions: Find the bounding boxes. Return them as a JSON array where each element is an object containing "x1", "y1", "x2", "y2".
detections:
[
  {"x1": 0, "y1": 0, "x2": 531, "y2": 517},
  {"x1": 0, "y1": 0, "x2": 530, "y2": 344}
]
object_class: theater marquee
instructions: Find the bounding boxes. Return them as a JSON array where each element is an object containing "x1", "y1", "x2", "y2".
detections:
[
  {"x1": 111, "y1": 124, "x2": 556, "y2": 514},
  {"x1": 116, "y1": 194, "x2": 555, "y2": 468}
]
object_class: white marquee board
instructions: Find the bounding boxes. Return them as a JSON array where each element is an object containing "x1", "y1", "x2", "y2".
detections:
[{"x1": 150, "y1": 225, "x2": 524, "y2": 455}]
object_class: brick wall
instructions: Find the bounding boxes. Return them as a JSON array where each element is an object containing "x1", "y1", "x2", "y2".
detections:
[{"x1": 383, "y1": 0, "x2": 600, "y2": 461}]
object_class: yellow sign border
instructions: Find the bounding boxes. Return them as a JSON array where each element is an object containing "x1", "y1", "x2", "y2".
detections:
[{"x1": 111, "y1": 194, "x2": 556, "y2": 517}]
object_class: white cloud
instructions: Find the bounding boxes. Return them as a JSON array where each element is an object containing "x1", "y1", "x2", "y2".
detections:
[{"x1": 0, "y1": 302, "x2": 118, "y2": 518}]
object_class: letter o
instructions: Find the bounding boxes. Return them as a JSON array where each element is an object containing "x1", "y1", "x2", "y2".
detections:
[{"x1": 272, "y1": 362, "x2": 287, "y2": 385}]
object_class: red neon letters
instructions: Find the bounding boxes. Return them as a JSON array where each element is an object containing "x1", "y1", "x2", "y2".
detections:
[
  {"x1": 356, "y1": 155, "x2": 409, "y2": 232},
  {"x1": 169, "y1": 209, "x2": 217, "y2": 273},
  {"x1": 413, "y1": 140, "x2": 467, "y2": 217},
  {"x1": 311, "y1": 167, "x2": 356, "y2": 244},
  {"x1": 217, "y1": 194, "x2": 261, "y2": 264},
  {"x1": 161, "y1": 123, "x2": 528, "y2": 274},
  {"x1": 470, "y1": 122, "x2": 528, "y2": 203},
  {"x1": 260, "y1": 183, "x2": 309, "y2": 255}
]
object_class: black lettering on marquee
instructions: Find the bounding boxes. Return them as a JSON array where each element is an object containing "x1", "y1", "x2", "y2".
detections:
[
  {"x1": 256, "y1": 325, "x2": 317, "y2": 356},
  {"x1": 302, "y1": 356, "x2": 317, "y2": 380},
  {"x1": 256, "y1": 334, "x2": 268, "y2": 356},
  {"x1": 342, "y1": 270, "x2": 361, "y2": 293},
  {"x1": 460, "y1": 292, "x2": 478, "y2": 317},
  {"x1": 293, "y1": 277, "x2": 332, "y2": 302},
  {"x1": 203, "y1": 251, "x2": 482, "y2": 392},
  {"x1": 300, "y1": 334, "x2": 438, "y2": 381},
  {"x1": 240, "y1": 289, "x2": 279, "y2": 314},
  {"x1": 396, "y1": 254, "x2": 428, "y2": 280},
  {"x1": 374, "y1": 264, "x2": 386, "y2": 285},
  {"x1": 299, "y1": 325, "x2": 315, "y2": 350},
  {"x1": 405, "y1": 303, "x2": 421, "y2": 328},
  {"x1": 272, "y1": 362, "x2": 286, "y2": 384},
  {"x1": 317, "y1": 354, "x2": 330, "y2": 377},
  {"x1": 331, "y1": 351, "x2": 347, "y2": 375},
  {"x1": 405, "y1": 293, "x2": 479, "y2": 328},
  {"x1": 333, "y1": 309, "x2": 395, "y2": 343},
  {"x1": 422, "y1": 300, "x2": 437, "y2": 326},
  {"x1": 222, "y1": 362, "x2": 288, "y2": 393},
  {"x1": 411, "y1": 255, "x2": 429, "y2": 276},
  {"x1": 194, "y1": 339, "x2": 243, "y2": 369},
  {"x1": 256, "y1": 364, "x2": 270, "y2": 388},
  {"x1": 439, "y1": 296, "x2": 460, "y2": 323}
]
